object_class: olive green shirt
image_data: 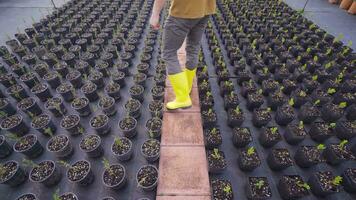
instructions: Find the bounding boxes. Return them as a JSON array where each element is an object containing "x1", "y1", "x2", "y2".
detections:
[{"x1": 169, "y1": 0, "x2": 216, "y2": 19}]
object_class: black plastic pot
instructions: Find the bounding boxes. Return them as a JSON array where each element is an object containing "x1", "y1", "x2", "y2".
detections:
[
  {"x1": 342, "y1": 168, "x2": 356, "y2": 193},
  {"x1": 47, "y1": 134, "x2": 74, "y2": 159},
  {"x1": 294, "y1": 146, "x2": 323, "y2": 168},
  {"x1": 67, "y1": 160, "x2": 94, "y2": 186},
  {"x1": 31, "y1": 113, "x2": 57, "y2": 136},
  {"x1": 277, "y1": 175, "x2": 310, "y2": 200},
  {"x1": 31, "y1": 83, "x2": 52, "y2": 102},
  {"x1": 232, "y1": 127, "x2": 252, "y2": 148},
  {"x1": 0, "y1": 114, "x2": 29, "y2": 136},
  {"x1": 80, "y1": 134, "x2": 104, "y2": 158},
  {"x1": 0, "y1": 160, "x2": 27, "y2": 187},
  {"x1": 0, "y1": 98, "x2": 16, "y2": 118},
  {"x1": 141, "y1": 139, "x2": 160, "y2": 163},
  {"x1": 56, "y1": 83, "x2": 76, "y2": 102},
  {"x1": 60, "y1": 114, "x2": 84, "y2": 136},
  {"x1": 71, "y1": 97, "x2": 92, "y2": 117},
  {"x1": 45, "y1": 96, "x2": 67, "y2": 117},
  {"x1": 308, "y1": 171, "x2": 340, "y2": 197},
  {"x1": 0, "y1": 135, "x2": 13, "y2": 158},
  {"x1": 136, "y1": 165, "x2": 158, "y2": 191},
  {"x1": 111, "y1": 137, "x2": 133, "y2": 161},
  {"x1": 14, "y1": 134, "x2": 44, "y2": 158},
  {"x1": 102, "y1": 164, "x2": 127, "y2": 190},
  {"x1": 29, "y1": 160, "x2": 62, "y2": 186},
  {"x1": 267, "y1": 148, "x2": 293, "y2": 171},
  {"x1": 16, "y1": 193, "x2": 38, "y2": 200},
  {"x1": 98, "y1": 96, "x2": 117, "y2": 116},
  {"x1": 283, "y1": 123, "x2": 307, "y2": 145},
  {"x1": 119, "y1": 116, "x2": 138, "y2": 138},
  {"x1": 17, "y1": 97, "x2": 43, "y2": 117},
  {"x1": 335, "y1": 121, "x2": 355, "y2": 140}
]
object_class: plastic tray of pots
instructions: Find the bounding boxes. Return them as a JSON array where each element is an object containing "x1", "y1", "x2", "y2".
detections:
[
  {"x1": 98, "y1": 96, "x2": 117, "y2": 116},
  {"x1": 129, "y1": 84, "x2": 145, "y2": 103},
  {"x1": 323, "y1": 140, "x2": 355, "y2": 166},
  {"x1": 64, "y1": 160, "x2": 94, "y2": 186},
  {"x1": 308, "y1": 171, "x2": 342, "y2": 197},
  {"x1": 277, "y1": 175, "x2": 310, "y2": 200},
  {"x1": 207, "y1": 148, "x2": 227, "y2": 174},
  {"x1": 136, "y1": 165, "x2": 158, "y2": 191},
  {"x1": 6, "y1": 84, "x2": 29, "y2": 101},
  {"x1": 201, "y1": 108, "x2": 218, "y2": 129},
  {"x1": 246, "y1": 177, "x2": 272, "y2": 200},
  {"x1": 232, "y1": 127, "x2": 252, "y2": 148},
  {"x1": 20, "y1": 72, "x2": 40, "y2": 89},
  {"x1": 71, "y1": 97, "x2": 92, "y2": 117},
  {"x1": 0, "y1": 134, "x2": 13, "y2": 158},
  {"x1": 90, "y1": 114, "x2": 111, "y2": 136},
  {"x1": 89, "y1": 70, "x2": 105, "y2": 89},
  {"x1": 47, "y1": 134, "x2": 74, "y2": 159},
  {"x1": 0, "y1": 114, "x2": 29, "y2": 136},
  {"x1": 124, "y1": 98, "x2": 142, "y2": 119},
  {"x1": 17, "y1": 97, "x2": 43, "y2": 118},
  {"x1": 56, "y1": 82, "x2": 76, "y2": 102},
  {"x1": 258, "y1": 126, "x2": 282, "y2": 148},
  {"x1": 80, "y1": 134, "x2": 104, "y2": 158},
  {"x1": 60, "y1": 114, "x2": 85, "y2": 136},
  {"x1": 102, "y1": 158, "x2": 127, "y2": 190},
  {"x1": 267, "y1": 148, "x2": 293, "y2": 171},
  {"x1": 45, "y1": 96, "x2": 67, "y2": 117},
  {"x1": 25, "y1": 159, "x2": 62, "y2": 186},
  {"x1": 13, "y1": 134, "x2": 43, "y2": 158},
  {"x1": 342, "y1": 168, "x2": 356, "y2": 193},
  {"x1": 0, "y1": 160, "x2": 27, "y2": 187},
  {"x1": 294, "y1": 145, "x2": 325, "y2": 168},
  {"x1": 211, "y1": 179, "x2": 234, "y2": 200},
  {"x1": 16, "y1": 193, "x2": 38, "y2": 200},
  {"x1": 309, "y1": 121, "x2": 335, "y2": 142},
  {"x1": 111, "y1": 136, "x2": 134, "y2": 162},
  {"x1": 119, "y1": 115, "x2": 138, "y2": 138},
  {"x1": 81, "y1": 81, "x2": 99, "y2": 102},
  {"x1": 31, "y1": 113, "x2": 56, "y2": 136},
  {"x1": 31, "y1": 83, "x2": 52, "y2": 102},
  {"x1": 105, "y1": 81, "x2": 121, "y2": 101},
  {"x1": 0, "y1": 98, "x2": 16, "y2": 119},
  {"x1": 141, "y1": 139, "x2": 160, "y2": 163},
  {"x1": 238, "y1": 147, "x2": 261, "y2": 172}
]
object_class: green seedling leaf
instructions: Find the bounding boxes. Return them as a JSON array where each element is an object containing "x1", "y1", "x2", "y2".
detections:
[
  {"x1": 297, "y1": 181, "x2": 311, "y2": 190},
  {"x1": 338, "y1": 140, "x2": 348, "y2": 149},
  {"x1": 312, "y1": 75, "x2": 318, "y2": 81},
  {"x1": 317, "y1": 144, "x2": 326, "y2": 150},
  {"x1": 22, "y1": 158, "x2": 38, "y2": 168},
  {"x1": 332, "y1": 176, "x2": 343, "y2": 186},
  {"x1": 288, "y1": 98, "x2": 295, "y2": 106},
  {"x1": 53, "y1": 189, "x2": 61, "y2": 200},
  {"x1": 57, "y1": 160, "x2": 70, "y2": 168},
  {"x1": 329, "y1": 123, "x2": 336, "y2": 129},
  {"x1": 270, "y1": 127, "x2": 278, "y2": 134},
  {"x1": 339, "y1": 102, "x2": 347, "y2": 109},
  {"x1": 223, "y1": 185, "x2": 232, "y2": 194},
  {"x1": 313, "y1": 56, "x2": 318, "y2": 62},
  {"x1": 314, "y1": 99, "x2": 320, "y2": 106},
  {"x1": 327, "y1": 88, "x2": 336, "y2": 95},
  {"x1": 255, "y1": 180, "x2": 265, "y2": 189},
  {"x1": 212, "y1": 148, "x2": 221, "y2": 159},
  {"x1": 299, "y1": 121, "x2": 304, "y2": 129},
  {"x1": 247, "y1": 147, "x2": 255, "y2": 156}
]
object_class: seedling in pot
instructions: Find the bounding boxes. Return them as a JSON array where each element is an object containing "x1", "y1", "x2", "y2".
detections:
[
  {"x1": 327, "y1": 88, "x2": 336, "y2": 95},
  {"x1": 317, "y1": 144, "x2": 326, "y2": 151},
  {"x1": 297, "y1": 181, "x2": 311, "y2": 190},
  {"x1": 247, "y1": 147, "x2": 255, "y2": 156},
  {"x1": 102, "y1": 158, "x2": 114, "y2": 177},
  {"x1": 255, "y1": 179, "x2": 265, "y2": 189},
  {"x1": 288, "y1": 98, "x2": 294, "y2": 107},
  {"x1": 22, "y1": 158, "x2": 38, "y2": 168},
  {"x1": 53, "y1": 189, "x2": 60, "y2": 200},
  {"x1": 212, "y1": 148, "x2": 221, "y2": 159},
  {"x1": 332, "y1": 176, "x2": 343, "y2": 186},
  {"x1": 339, "y1": 102, "x2": 347, "y2": 109}
]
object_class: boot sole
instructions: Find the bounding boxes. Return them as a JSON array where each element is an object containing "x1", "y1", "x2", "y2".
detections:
[{"x1": 166, "y1": 105, "x2": 192, "y2": 110}]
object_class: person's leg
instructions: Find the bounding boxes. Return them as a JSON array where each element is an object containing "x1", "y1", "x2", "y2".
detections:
[
  {"x1": 162, "y1": 16, "x2": 193, "y2": 110},
  {"x1": 162, "y1": 16, "x2": 190, "y2": 75},
  {"x1": 185, "y1": 16, "x2": 209, "y2": 93}
]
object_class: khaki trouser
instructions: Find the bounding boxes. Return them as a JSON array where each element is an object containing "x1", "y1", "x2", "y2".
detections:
[{"x1": 162, "y1": 15, "x2": 209, "y2": 75}]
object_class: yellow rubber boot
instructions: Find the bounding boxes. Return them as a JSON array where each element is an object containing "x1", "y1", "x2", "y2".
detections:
[
  {"x1": 166, "y1": 72, "x2": 192, "y2": 110},
  {"x1": 185, "y1": 68, "x2": 197, "y2": 94}
]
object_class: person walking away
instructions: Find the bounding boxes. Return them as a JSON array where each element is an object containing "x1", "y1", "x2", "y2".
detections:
[{"x1": 150, "y1": 0, "x2": 216, "y2": 110}]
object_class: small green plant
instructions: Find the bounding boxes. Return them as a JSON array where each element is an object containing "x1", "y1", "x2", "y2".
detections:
[
  {"x1": 262, "y1": 67, "x2": 268, "y2": 74},
  {"x1": 114, "y1": 137, "x2": 123, "y2": 147},
  {"x1": 255, "y1": 180, "x2": 265, "y2": 189},
  {"x1": 299, "y1": 90, "x2": 306, "y2": 97},
  {"x1": 317, "y1": 144, "x2": 326, "y2": 150},
  {"x1": 338, "y1": 140, "x2": 348, "y2": 149},
  {"x1": 312, "y1": 75, "x2": 318, "y2": 81},
  {"x1": 314, "y1": 99, "x2": 320, "y2": 106},
  {"x1": 22, "y1": 158, "x2": 38, "y2": 168},
  {"x1": 5, "y1": 133, "x2": 19, "y2": 142},
  {"x1": 331, "y1": 176, "x2": 343, "y2": 186},
  {"x1": 44, "y1": 127, "x2": 54, "y2": 137},
  {"x1": 210, "y1": 128, "x2": 218, "y2": 135},
  {"x1": 270, "y1": 127, "x2": 278, "y2": 134},
  {"x1": 266, "y1": 107, "x2": 271, "y2": 112},
  {"x1": 223, "y1": 184, "x2": 232, "y2": 194},
  {"x1": 327, "y1": 88, "x2": 336, "y2": 95},
  {"x1": 77, "y1": 126, "x2": 85, "y2": 134},
  {"x1": 53, "y1": 189, "x2": 61, "y2": 200},
  {"x1": 329, "y1": 123, "x2": 336, "y2": 129},
  {"x1": 102, "y1": 157, "x2": 115, "y2": 176},
  {"x1": 57, "y1": 160, "x2": 70, "y2": 168},
  {"x1": 0, "y1": 111, "x2": 8, "y2": 118},
  {"x1": 313, "y1": 56, "x2": 318, "y2": 62},
  {"x1": 234, "y1": 106, "x2": 241, "y2": 114},
  {"x1": 0, "y1": 164, "x2": 6, "y2": 177},
  {"x1": 333, "y1": 34, "x2": 344, "y2": 43},
  {"x1": 288, "y1": 98, "x2": 295, "y2": 106},
  {"x1": 211, "y1": 148, "x2": 221, "y2": 159},
  {"x1": 258, "y1": 89, "x2": 263, "y2": 95},
  {"x1": 247, "y1": 147, "x2": 255, "y2": 156},
  {"x1": 296, "y1": 181, "x2": 311, "y2": 190},
  {"x1": 339, "y1": 102, "x2": 347, "y2": 109},
  {"x1": 299, "y1": 121, "x2": 304, "y2": 129}
]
